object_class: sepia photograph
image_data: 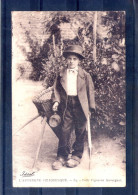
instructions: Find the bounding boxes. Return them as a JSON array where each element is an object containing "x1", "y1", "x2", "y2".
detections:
[{"x1": 12, "y1": 11, "x2": 126, "y2": 187}]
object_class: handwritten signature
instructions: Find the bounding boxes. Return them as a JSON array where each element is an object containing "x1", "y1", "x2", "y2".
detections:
[{"x1": 20, "y1": 171, "x2": 35, "y2": 177}]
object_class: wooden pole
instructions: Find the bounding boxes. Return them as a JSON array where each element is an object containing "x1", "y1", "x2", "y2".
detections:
[
  {"x1": 60, "y1": 37, "x2": 63, "y2": 56},
  {"x1": 53, "y1": 34, "x2": 56, "y2": 57},
  {"x1": 13, "y1": 114, "x2": 40, "y2": 136},
  {"x1": 32, "y1": 116, "x2": 47, "y2": 169},
  {"x1": 93, "y1": 12, "x2": 97, "y2": 63},
  {"x1": 86, "y1": 114, "x2": 92, "y2": 170}
]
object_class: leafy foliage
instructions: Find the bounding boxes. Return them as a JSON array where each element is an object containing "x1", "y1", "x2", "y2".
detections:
[{"x1": 18, "y1": 11, "x2": 125, "y2": 137}]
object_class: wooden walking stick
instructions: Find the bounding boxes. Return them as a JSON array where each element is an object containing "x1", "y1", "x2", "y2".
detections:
[
  {"x1": 32, "y1": 116, "x2": 47, "y2": 169},
  {"x1": 86, "y1": 114, "x2": 92, "y2": 170}
]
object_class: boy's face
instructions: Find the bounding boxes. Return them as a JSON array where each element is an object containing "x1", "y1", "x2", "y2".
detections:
[{"x1": 66, "y1": 54, "x2": 80, "y2": 69}]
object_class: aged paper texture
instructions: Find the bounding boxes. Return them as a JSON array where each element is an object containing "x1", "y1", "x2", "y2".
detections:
[{"x1": 12, "y1": 11, "x2": 126, "y2": 187}]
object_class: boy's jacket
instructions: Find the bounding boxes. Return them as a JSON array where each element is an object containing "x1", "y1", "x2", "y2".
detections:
[{"x1": 52, "y1": 66, "x2": 95, "y2": 119}]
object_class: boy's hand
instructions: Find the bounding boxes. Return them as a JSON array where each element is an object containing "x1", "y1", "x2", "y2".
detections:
[{"x1": 52, "y1": 102, "x2": 59, "y2": 112}]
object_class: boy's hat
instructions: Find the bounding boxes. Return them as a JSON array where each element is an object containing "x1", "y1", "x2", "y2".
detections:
[{"x1": 63, "y1": 45, "x2": 85, "y2": 59}]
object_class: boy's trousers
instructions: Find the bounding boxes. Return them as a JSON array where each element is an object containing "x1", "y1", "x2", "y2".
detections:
[{"x1": 57, "y1": 96, "x2": 87, "y2": 159}]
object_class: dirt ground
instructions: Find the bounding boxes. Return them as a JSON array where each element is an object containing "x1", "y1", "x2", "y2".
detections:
[{"x1": 12, "y1": 80, "x2": 126, "y2": 187}]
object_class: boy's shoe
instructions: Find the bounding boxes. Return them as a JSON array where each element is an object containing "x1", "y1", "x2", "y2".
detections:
[
  {"x1": 52, "y1": 157, "x2": 65, "y2": 170},
  {"x1": 66, "y1": 155, "x2": 81, "y2": 168}
]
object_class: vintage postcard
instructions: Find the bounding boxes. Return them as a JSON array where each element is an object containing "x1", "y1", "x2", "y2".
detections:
[{"x1": 12, "y1": 11, "x2": 126, "y2": 187}]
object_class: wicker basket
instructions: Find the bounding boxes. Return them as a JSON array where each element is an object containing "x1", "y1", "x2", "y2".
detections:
[{"x1": 32, "y1": 87, "x2": 54, "y2": 119}]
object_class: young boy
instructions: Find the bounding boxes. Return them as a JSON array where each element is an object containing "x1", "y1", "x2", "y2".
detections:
[{"x1": 52, "y1": 45, "x2": 95, "y2": 170}]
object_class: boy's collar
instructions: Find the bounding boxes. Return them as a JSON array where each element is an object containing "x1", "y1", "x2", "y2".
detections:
[{"x1": 60, "y1": 66, "x2": 85, "y2": 79}]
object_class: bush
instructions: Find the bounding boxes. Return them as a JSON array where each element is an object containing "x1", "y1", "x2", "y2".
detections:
[{"x1": 21, "y1": 11, "x2": 125, "y2": 137}]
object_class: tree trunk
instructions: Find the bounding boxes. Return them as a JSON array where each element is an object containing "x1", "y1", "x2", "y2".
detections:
[{"x1": 93, "y1": 12, "x2": 97, "y2": 63}]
